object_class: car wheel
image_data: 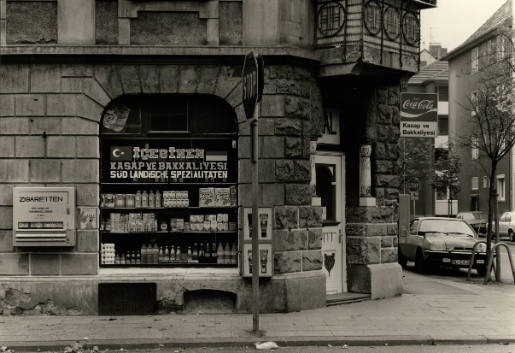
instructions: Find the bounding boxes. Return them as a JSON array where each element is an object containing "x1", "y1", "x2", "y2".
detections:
[
  {"x1": 510, "y1": 229, "x2": 515, "y2": 242},
  {"x1": 415, "y1": 249, "x2": 428, "y2": 273},
  {"x1": 398, "y1": 249, "x2": 407, "y2": 268},
  {"x1": 477, "y1": 265, "x2": 488, "y2": 277}
]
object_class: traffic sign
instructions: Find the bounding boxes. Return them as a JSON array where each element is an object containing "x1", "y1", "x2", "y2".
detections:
[{"x1": 242, "y1": 52, "x2": 264, "y2": 120}]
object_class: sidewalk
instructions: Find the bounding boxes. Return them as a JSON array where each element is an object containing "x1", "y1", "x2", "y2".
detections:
[{"x1": 1, "y1": 272, "x2": 514, "y2": 350}]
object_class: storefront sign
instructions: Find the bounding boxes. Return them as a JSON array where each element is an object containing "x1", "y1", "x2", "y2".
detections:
[
  {"x1": 400, "y1": 93, "x2": 438, "y2": 138},
  {"x1": 319, "y1": 108, "x2": 341, "y2": 145},
  {"x1": 109, "y1": 146, "x2": 228, "y2": 182}
]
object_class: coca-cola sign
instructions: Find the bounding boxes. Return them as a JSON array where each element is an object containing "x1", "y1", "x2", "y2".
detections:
[{"x1": 400, "y1": 93, "x2": 438, "y2": 138}]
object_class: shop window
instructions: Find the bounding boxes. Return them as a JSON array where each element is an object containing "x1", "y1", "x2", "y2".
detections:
[
  {"x1": 316, "y1": 164, "x2": 336, "y2": 223},
  {"x1": 470, "y1": 195, "x2": 479, "y2": 211},
  {"x1": 471, "y1": 177, "x2": 479, "y2": 191},
  {"x1": 402, "y1": 11, "x2": 419, "y2": 45},
  {"x1": 438, "y1": 87, "x2": 448, "y2": 102},
  {"x1": 483, "y1": 176, "x2": 489, "y2": 189},
  {"x1": 384, "y1": 6, "x2": 400, "y2": 41},
  {"x1": 438, "y1": 115, "x2": 448, "y2": 135},
  {"x1": 317, "y1": 1, "x2": 346, "y2": 37},
  {"x1": 99, "y1": 95, "x2": 238, "y2": 269},
  {"x1": 364, "y1": 0, "x2": 382, "y2": 36},
  {"x1": 497, "y1": 175, "x2": 505, "y2": 201}
]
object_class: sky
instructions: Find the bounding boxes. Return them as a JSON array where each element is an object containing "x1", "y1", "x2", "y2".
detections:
[{"x1": 420, "y1": 0, "x2": 508, "y2": 51}]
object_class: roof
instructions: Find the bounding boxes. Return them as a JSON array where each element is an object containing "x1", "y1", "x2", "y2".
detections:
[
  {"x1": 444, "y1": 0, "x2": 512, "y2": 60},
  {"x1": 408, "y1": 60, "x2": 448, "y2": 85}
]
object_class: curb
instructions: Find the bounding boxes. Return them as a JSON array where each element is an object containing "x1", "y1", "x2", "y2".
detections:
[{"x1": 4, "y1": 335, "x2": 515, "y2": 351}]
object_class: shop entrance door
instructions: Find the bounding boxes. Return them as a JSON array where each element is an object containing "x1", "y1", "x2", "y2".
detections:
[{"x1": 315, "y1": 153, "x2": 346, "y2": 295}]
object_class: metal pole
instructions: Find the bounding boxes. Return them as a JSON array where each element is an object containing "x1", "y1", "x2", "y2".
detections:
[{"x1": 251, "y1": 104, "x2": 260, "y2": 334}]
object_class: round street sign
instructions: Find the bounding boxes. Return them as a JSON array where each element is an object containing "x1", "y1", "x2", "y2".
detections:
[{"x1": 242, "y1": 52, "x2": 264, "y2": 120}]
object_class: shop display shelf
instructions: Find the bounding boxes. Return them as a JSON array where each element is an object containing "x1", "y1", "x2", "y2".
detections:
[
  {"x1": 101, "y1": 231, "x2": 237, "y2": 235},
  {"x1": 100, "y1": 206, "x2": 238, "y2": 211},
  {"x1": 102, "y1": 182, "x2": 237, "y2": 186},
  {"x1": 100, "y1": 263, "x2": 237, "y2": 267}
]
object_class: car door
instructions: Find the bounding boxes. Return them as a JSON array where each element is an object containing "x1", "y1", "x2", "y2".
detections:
[{"x1": 499, "y1": 212, "x2": 510, "y2": 235}]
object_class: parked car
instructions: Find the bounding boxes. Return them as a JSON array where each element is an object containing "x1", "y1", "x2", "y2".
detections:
[
  {"x1": 498, "y1": 211, "x2": 515, "y2": 241},
  {"x1": 456, "y1": 211, "x2": 487, "y2": 237},
  {"x1": 398, "y1": 217, "x2": 487, "y2": 275}
]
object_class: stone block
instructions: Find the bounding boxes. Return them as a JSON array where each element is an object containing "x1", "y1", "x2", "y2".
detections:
[
  {"x1": 0, "y1": 207, "x2": 12, "y2": 229},
  {"x1": 283, "y1": 272, "x2": 326, "y2": 312},
  {"x1": 0, "y1": 160, "x2": 29, "y2": 182},
  {"x1": 76, "y1": 136, "x2": 99, "y2": 158},
  {"x1": 29, "y1": 159, "x2": 60, "y2": 182},
  {"x1": 196, "y1": 66, "x2": 219, "y2": 94},
  {"x1": 94, "y1": 65, "x2": 124, "y2": 99},
  {"x1": 370, "y1": 263, "x2": 402, "y2": 299},
  {"x1": 274, "y1": 229, "x2": 308, "y2": 251},
  {"x1": 118, "y1": 66, "x2": 142, "y2": 94},
  {"x1": 293, "y1": 160, "x2": 310, "y2": 182},
  {"x1": 346, "y1": 206, "x2": 395, "y2": 223},
  {"x1": 258, "y1": 159, "x2": 276, "y2": 183},
  {"x1": 61, "y1": 77, "x2": 83, "y2": 93},
  {"x1": 62, "y1": 117, "x2": 99, "y2": 135},
  {"x1": 31, "y1": 254, "x2": 60, "y2": 275},
  {"x1": 261, "y1": 95, "x2": 285, "y2": 117},
  {"x1": 381, "y1": 236, "x2": 393, "y2": 248},
  {"x1": 30, "y1": 65, "x2": 61, "y2": 93},
  {"x1": 0, "y1": 95, "x2": 15, "y2": 116},
  {"x1": 381, "y1": 247, "x2": 397, "y2": 263},
  {"x1": 259, "y1": 118, "x2": 275, "y2": 136},
  {"x1": 262, "y1": 183, "x2": 284, "y2": 206},
  {"x1": 0, "y1": 230, "x2": 13, "y2": 251},
  {"x1": 347, "y1": 236, "x2": 381, "y2": 265},
  {"x1": 0, "y1": 118, "x2": 29, "y2": 134},
  {"x1": 76, "y1": 184, "x2": 99, "y2": 206},
  {"x1": 274, "y1": 206, "x2": 298, "y2": 230},
  {"x1": 62, "y1": 160, "x2": 98, "y2": 183},
  {"x1": 178, "y1": 66, "x2": 199, "y2": 93},
  {"x1": 238, "y1": 136, "x2": 251, "y2": 158},
  {"x1": 60, "y1": 254, "x2": 98, "y2": 275},
  {"x1": 299, "y1": 206, "x2": 323, "y2": 228},
  {"x1": 15, "y1": 95, "x2": 45, "y2": 116},
  {"x1": 387, "y1": 223, "x2": 398, "y2": 235},
  {"x1": 82, "y1": 78, "x2": 111, "y2": 106},
  {"x1": 302, "y1": 250, "x2": 322, "y2": 271},
  {"x1": 0, "y1": 253, "x2": 29, "y2": 275},
  {"x1": 285, "y1": 136, "x2": 309, "y2": 158},
  {"x1": 285, "y1": 184, "x2": 312, "y2": 205},
  {"x1": 29, "y1": 117, "x2": 62, "y2": 134},
  {"x1": 77, "y1": 230, "x2": 98, "y2": 252},
  {"x1": 159, "y1": 65, "x2": 180, "y2": 93},
  {"x1": 238, "y1": 183, "x2": 262, "y2": 207},
  {"x1": 0, "y1": 65, "x2": 29, "y2": 93},
  {"x1": 275, "y1": 118, "x2": 302, "y2": 136},
  {"x1": 308, "y1": 228, "x2": 322, "y2": 249},
  {"x1": 0, "y1": 185, "x2": 14, "y2": 205},
  {"x1": 62, "y1": 65, "x2": 93, "y2": 77},
  {"x1": 77, "y1": 95, "x2": 104, "y2": 122},
  {"x1": 46, "y1": 136, "x2": 76, "y2": 157},
  {"x1": 238, "y1": 159, "x2": 251, "y2": 184},
  {"x1": 274, "y1": 251, "x2": 301, "y2": 274},
  {"x1": 275, "y1": 160, "x2": 294, "y2": 181},
  {"x1": 375, "y1": 174, "x2": 399, "y2": 188},
  {"x1": 285, "y1": 96, "x2": 310, "y2": 120},
  {"x1": 393, "y1": 236, "x2": 398, "y2": 247},
  {"x1": 374, "y1": 160, "x2": 394, "y2": 174},
  {"x1": 346, "y1": 223, "x2": 388, "y2": 237},
  {"x1": 0, "y1": 136, "x2": 14, "y2": 157},
  {"x1": 262, "y1": 136, "x2": 284, "y2": 158},
  {"x1": 46, "y1": 94, "x2": 78, "y2": 116},
  {"x1": 15, "y1": 136, "x2": 45, "y2": 157},
  {"x1": 138, "y1": 65, "x2": 160, "y2": 93}
]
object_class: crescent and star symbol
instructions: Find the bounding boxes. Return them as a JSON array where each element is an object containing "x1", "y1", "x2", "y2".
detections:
[{"x1": 112, "y1": 148, "x2": 124, "y2": 158}]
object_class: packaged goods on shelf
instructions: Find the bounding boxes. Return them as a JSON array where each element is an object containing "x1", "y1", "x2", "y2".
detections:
[
  {"x1": 229, "y1": 186, "x2": 237, "y2": 206},
  {"x1": 199, "y1": 187, "x2": 215, "y2": 207},
  {"x1": 163, "y1": 190, "x2": 189, "y2": 208},
  {"x1": 101, "y1": 243, "x2": 116, "y2": 264},
  {"x1": 115, "y1": 194, "x2": 125, "y2": 208},
  {"x1": 125, "y1": 194, "x2": 135, "y2": 208},
  {"x1": 104, "y1": 194, "x2": 115, "y2": 208},
  {"x1": 214, "y1": 188, "x2": 231, "y2": 206}
]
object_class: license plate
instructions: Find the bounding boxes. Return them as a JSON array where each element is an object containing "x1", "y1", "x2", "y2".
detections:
[
  {"x1": 452, "y1": 259, "x2": 470, "y2": 265},
  {"x1": 476, "y1": 259, "x2": 485, "y2": 264},
  {"x1": 442, "y1": 258, "x2": 451, "y2": 263}
]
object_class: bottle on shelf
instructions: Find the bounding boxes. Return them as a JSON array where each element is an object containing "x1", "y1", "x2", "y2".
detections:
[
  {"x1": 155, "y1": 190, "x2": 162, "y2": 208},
  {"x1": 230, "y1": 242, "x2": 237, "y2": 265},
  {"x1": 211, "y1": 242, "x2": 217, "y2": 263},
  {"x1": 135, "y1": 190, "x2": 142, "y2": 208},
  {"x1": 199, "y1": 243, "x2": 205, "y2": 263},
  {"x1": 176, "y1": 246, "x2": 181, "y2": 262},
  {"x1": 170, "y1": 245, "x2": 176, "y2": 262},
  {"x1": 141, "y1": 190, "x2": 149, "y2": 208},
  {"x1": 148, "y1": 190, "x2": 155, "y2": 208},
  {"x1": 224, "y1": 242, "x2": 231, "y2": 265},
  {"x1": 217, "y1": 242, "x2": 224, "y2": 264},
  {"x1": 187, "y1": 246, "x2": 192, "y2": 263},
  {"x1": 192, "y1": 243, "x2": 199, "y2": 263}
]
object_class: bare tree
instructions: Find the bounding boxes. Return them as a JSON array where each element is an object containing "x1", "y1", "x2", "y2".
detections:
[
  {"x1": 457, "y1": 59, "x2": 514, "y2": 281},
  {"x1": 432, "y1": 146, "x2": 461, "y2": 217}
]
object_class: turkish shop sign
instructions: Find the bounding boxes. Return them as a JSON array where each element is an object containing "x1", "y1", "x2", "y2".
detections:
[
  {"x1": 400, "y1": 93, "x2": 438, "y2": 138},
  {"x1": 109, "y1": 146, "x2": 228, "y2": 181}
]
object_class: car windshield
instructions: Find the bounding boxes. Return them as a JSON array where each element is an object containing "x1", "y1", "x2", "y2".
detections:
[{"x1": 418, "y1": 219, "x2": 475, "y2": 237}]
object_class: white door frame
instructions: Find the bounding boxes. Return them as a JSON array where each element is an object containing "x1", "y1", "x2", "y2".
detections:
[{"x1": 314, "y1": 152, "x2": 346, "y2": 293}]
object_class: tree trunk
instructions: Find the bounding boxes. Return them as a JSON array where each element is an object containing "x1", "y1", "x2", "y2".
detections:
[{"x1": 485, "y1": 162, "x2": 498, "y2": 282}]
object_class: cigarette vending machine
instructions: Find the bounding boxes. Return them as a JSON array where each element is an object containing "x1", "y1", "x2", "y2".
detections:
[{"x1": 13, "y1": 187, "x2": 76, "y2": 247}]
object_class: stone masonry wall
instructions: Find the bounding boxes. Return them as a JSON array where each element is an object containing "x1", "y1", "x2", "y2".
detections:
[
  {"x1": 0, "y1": 62, "x2": 324, "y2": 279},
  {"x1": 345, "y1": 85, "x2": 401, "y2": 267}
]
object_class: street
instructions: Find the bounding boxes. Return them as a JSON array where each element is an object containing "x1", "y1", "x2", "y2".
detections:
[{"x1": 10, "y1": 343, "x2": 515, "y2": 353}]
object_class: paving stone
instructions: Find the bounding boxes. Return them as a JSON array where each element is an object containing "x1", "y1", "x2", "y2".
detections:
[
  {"x1": 15, "y1": 136, "x2": 45, "y2": 157},
  {"x1": 46, "y1": 136, "x2": 76, "y2": 157},
  {"x1": 30, "y1": 65, "x2": 61, "y2": 93},
  {"x1": 15, "y1": 95, "x2": 45, "y2": 116},
  {"x1": 30, "y1": 254, "x2": 60, "y2": 276},
  {"x1": 29, "y1": 159, "x2": 60, "y2": 182}
]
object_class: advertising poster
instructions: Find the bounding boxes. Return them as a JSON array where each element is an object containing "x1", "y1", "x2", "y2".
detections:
[{"x1": 400, "y1": 93, "x2": 438, "y2": 138}]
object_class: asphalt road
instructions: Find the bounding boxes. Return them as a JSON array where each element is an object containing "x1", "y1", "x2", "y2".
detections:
[{"x1": 16, "y1": 343, "x2": 515, "y2": 353}]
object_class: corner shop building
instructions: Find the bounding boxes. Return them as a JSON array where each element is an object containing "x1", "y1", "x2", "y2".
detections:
[{"x1": 0, "y1": 0, "x2": 434, "y2": 314}]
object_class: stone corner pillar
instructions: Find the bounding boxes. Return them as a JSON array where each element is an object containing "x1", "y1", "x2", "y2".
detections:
[{"x1": 359, "y1": 144, "x2": 377, "y2": 207}]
